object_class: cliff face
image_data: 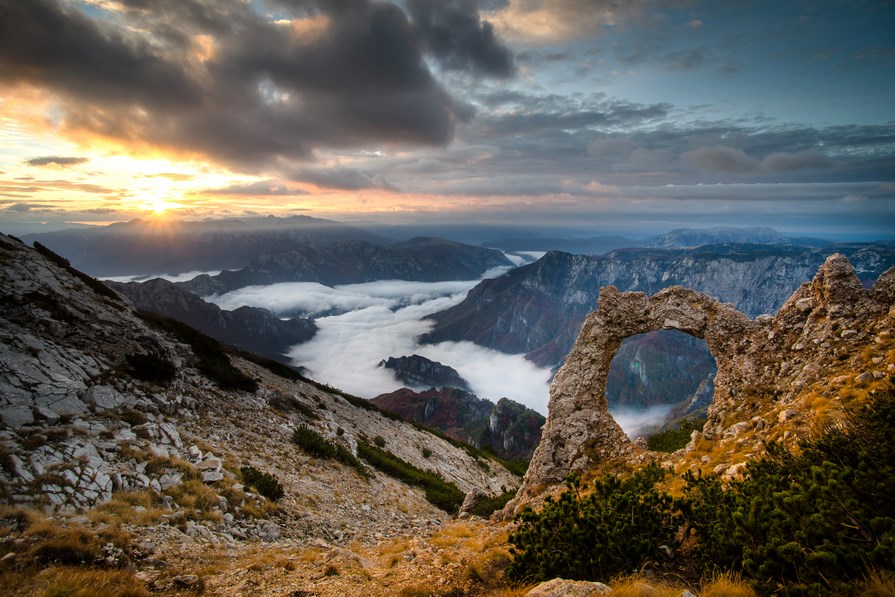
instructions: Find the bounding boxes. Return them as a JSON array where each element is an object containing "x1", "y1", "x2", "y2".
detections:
[
  {"x1": 514, "y1": 254, "x2": 895, "y2": 506},
  {"x1": 372, "y1": 388, "x2": 545, "y2": 462},
  {"x1": 179, "y1": 237, "x2": 512, "y2": 296},
  {"x1": 422, "y1": 244, "x2": 895, "y2": 368}
]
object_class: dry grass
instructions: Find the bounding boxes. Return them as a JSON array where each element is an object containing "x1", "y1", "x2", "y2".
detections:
[
  {"x1": 609, "y1": 574, "x2": 689, "y2": 597},
  {"x1": 166, "y1": 479, "x2": 222, "y2": 519},
  {"x1": 0, "y1": 566, "x2": 149, "y2": 597},
  {"x1": 87, "y1": 491, "x2": 167, "y2": 527},
  {"x1": 698, "y1": 571, "x2": 758, "y2": 596},
  {"x1": 859, "y1": 570, "x2": 895, "y2": 597}
]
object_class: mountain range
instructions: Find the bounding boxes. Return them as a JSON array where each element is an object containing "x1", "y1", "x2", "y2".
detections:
[
  {"x1": 372, "y1": 388, "x2": 544, "y2": 462},
  {"x1": 422, "y1": 243, "x2": 895, "y2": 368},
  {"x1": 22, "y1": 215, "x2": 388, "y2": 277},
  {"x1": 178, "y1": 237, "x2": 512, "y2": 296}
]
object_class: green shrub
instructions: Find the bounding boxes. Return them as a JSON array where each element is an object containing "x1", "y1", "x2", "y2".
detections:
[
  {"x1": 125, "y1": 352, "x2": 176, "y2": 384},
  {"x1": 647, "y1": 418, "x2": 705, "y2": 453},
  {"x1": 356, "y1": 440, "x2": 464, "y2": 514},
  {"x1": 470, "y1": 490, "x2": 517, "y2": 518},
  {"x1": 507, "y1": 464, "x2": 680, "y2": 584},
  {"x1": 373, "y1": 435, "x2": 386, "y2": 447},
  {"x1": 684, "y1": 390, "x2": 895, "y2": 595},
  {"x1": 240, "y1": 466, "x2": 284, "y2": 502},
  {"x1": 291, "y1": 426, "x2": 366, "y2": 476}
]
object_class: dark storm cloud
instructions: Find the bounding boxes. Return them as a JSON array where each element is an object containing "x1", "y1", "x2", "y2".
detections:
[
  {"x1": 207, "y1": 181, "x2": 307, "y2": 196},
  {"x1": 0, "y1": 0, "x2": 512, "y2": 171},
  {"x1": 406, "y1": 0, "x2": 515, "y2": 77},
  {"x1": 25, "y1": 156, "x2": 89, "y2": 167},
  {"x1": 291, "y1": 167, "x2": 398, "y2": 191}
]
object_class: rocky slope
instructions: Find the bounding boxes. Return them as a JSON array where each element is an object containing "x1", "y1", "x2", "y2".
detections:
[
  {"x1": 372, "y1": 388, "x2": 545, "y2": 462},
  {"x1": 179, "y1": 237, "x2": 513, "y2": 296},
  {"x1": 512, "y1": 253, "x2": 895, "y2": 507},
  {"x1": 109, "y1": 277, "x2": 316, "y2": 365},
  {"x1": 22, "y1": 215, "x2": 389, "y2": 277},
  {"x1": 378, "y1": 355, "x2": 471, "y2": 391},
  {"x1": 0, "y1": 233, "x2": 518, "y2": 544},
  {"x1": 422, "y1": 243, "x2": 895, "y2": 368}
]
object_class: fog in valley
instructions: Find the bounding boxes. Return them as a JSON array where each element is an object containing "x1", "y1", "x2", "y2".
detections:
[{"x1": 205, "y1": 269, "x2": 555, "y2": 415}]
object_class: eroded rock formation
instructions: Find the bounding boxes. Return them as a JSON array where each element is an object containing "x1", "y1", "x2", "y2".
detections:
[{"x1": 516, "y1": 254, "x2": 895, "y2": 503}]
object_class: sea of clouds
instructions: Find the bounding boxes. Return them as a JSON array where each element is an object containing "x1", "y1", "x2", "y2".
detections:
[{"x1": 204, "y1": 268, "x2": 554, "y2": 414}]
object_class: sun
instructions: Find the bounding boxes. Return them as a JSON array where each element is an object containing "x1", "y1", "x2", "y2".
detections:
[{"x1": 149, "y1": 197, "x2": 170, "y2": 215}]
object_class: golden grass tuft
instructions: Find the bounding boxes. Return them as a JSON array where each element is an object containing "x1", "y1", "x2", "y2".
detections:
[
  {"x1": 0, "y1": 566, "x2": 149, "y2": 597},
  {"x1": 698, "y1": 571, "x2": 758, "y2": 597},
  {"x1": 87, "y1": 490, "x2": 167, "y2": 527},
  {"x1": 859, "y1": 570, "x2": 895, "y2": 597}
]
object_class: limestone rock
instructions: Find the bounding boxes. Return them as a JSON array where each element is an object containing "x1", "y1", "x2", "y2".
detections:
[
  {"x1": 526, "y1": 578, "x2": 613, "y2": 596},
  {"x1": 515, "y1": 253, "x2": 895, "y2": 505}
]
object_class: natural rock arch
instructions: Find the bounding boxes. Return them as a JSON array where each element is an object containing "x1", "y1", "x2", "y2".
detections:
[
  {"x1": 519, "y1": 285, "x2": 753, "y2": 493},
  {"x1": 513, "y1": 253, "x2": 895, "y2": 506}
]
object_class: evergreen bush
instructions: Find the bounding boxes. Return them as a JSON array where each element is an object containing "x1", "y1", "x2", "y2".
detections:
[
  {"x1": 240, "y1": 466, "x2": 284, "y2": 502},
  {"x1": 507, "y1": 463, "x2": 680, "y2": 584}
]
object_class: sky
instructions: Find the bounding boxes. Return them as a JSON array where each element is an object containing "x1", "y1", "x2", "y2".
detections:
[{"x1": 1, "y1": 0, "x2": 894, "y2": 238}]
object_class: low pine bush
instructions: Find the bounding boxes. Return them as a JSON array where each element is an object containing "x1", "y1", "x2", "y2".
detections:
[
  {"x1": 125, "y1": 352, "x2": 176, "y2": 384},
  {"x1": 684, "y1": 390, "x2": 895, "y2": 595},
  {"x1": 240, "y1": 466, "x2": 284, "y2": 502},
  {"x1": 292, "y1": 426, "x2": 366, "y2": 476},
  {"x1": 507, "y1": 389, "x2": 895, "y2": 595},
  {"x1": 507, "y1": 463, "x2": 680, "y2": 584}
]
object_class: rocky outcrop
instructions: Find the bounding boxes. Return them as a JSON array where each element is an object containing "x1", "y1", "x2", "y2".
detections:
[
  {"x1": 378, "y1": 355, "x2": 470, "y2": 391},
  {"x1": 516, "y1": 254, "x2": 895, "y2": 503},
  {"x1": 372, "y1": 388, "x2": 545, "y2": 461},
  {"x1": 110, "y1": 277, "x2": 316, "y2": 364}
]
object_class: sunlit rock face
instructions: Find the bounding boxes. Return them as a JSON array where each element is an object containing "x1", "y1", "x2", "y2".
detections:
[{"x1": 515, "y1": 254, "x2": 895, "y2": 505}]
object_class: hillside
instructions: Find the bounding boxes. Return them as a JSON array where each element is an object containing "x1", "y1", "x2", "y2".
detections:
[
  {"x1": 108, "y1": 277, "x2": 317, "y2": 364},
  {"x1": 0, "y1": 234, "x2": 523, "y2": 595}
]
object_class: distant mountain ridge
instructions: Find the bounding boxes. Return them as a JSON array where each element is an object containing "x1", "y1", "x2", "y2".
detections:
[
  {"x1": 422, "y1": 243, "x2": 895, "y2": 368},
  {"x1": 178, "y1": 237, "x2": 513, "y2": 295},
  {"x1": 646, "y1": 226, "x2": 830, "y2": 248},
  {"x1": 108, "y1": 277, "x2": 316, "y2": 365},
  {"x1": 22, "y1": 215, "x2": 390, "y2": 276}
]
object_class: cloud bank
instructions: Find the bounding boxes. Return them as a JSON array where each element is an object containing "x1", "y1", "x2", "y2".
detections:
[{"x1": 209, "y1": 276, "x2": 553, "y2": 413}]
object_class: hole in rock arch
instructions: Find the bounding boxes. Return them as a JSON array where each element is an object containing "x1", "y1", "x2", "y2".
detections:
[{"x1": 606, "y1": 329, "x2": 717, "y2": 441}]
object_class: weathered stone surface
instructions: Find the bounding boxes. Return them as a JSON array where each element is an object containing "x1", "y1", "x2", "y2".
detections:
[
  {"x1": 515, "y1": 254, "x2": 895, "y2": 505},
  {"x1": 526, "y1": 578, "x2": 613, "y2": 596},
  {"x1": 518, "y1": 283, "x2": 752, "y2": 496},
  {"x1": 84, "y1": 385, "x2": 126, "y2": 410}
]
